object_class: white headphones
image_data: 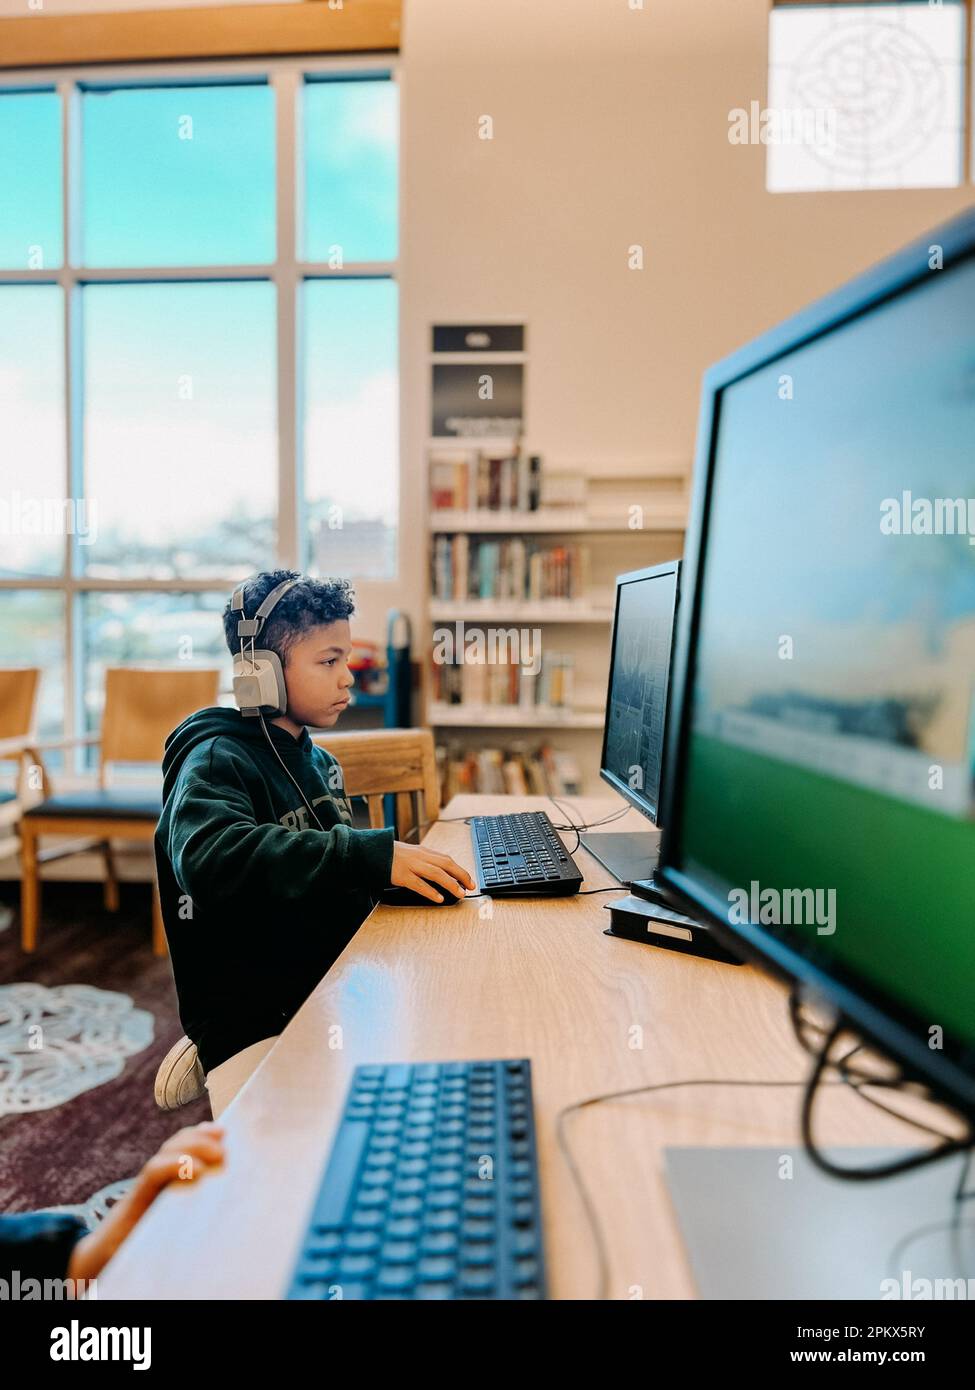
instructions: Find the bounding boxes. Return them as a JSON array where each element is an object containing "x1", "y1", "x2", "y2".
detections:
[
  {"x1": 230, "y1": 574, "x2": 331, "y2": 834},
  {"x1": 231, "y1": 576, "x2": 299, "y2": 717}
]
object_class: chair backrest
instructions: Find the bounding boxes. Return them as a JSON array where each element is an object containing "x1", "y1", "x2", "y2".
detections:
[
  {"x1": 312, "y1": 727, "x2": 440, "y2": 840},
  {"x1": 99, "y1": 667, "x2": 222, "y2": 774},
  {"x1": 0, "y1": 667, "x2": 40, "y2": 744}
]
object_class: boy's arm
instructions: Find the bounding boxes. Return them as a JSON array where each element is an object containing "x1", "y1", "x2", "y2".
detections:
[{"x1": 167, "y1": 744, "x2": 395, "y2": 911}]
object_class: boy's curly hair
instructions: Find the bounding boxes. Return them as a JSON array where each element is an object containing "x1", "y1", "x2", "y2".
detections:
[{"x1": 223, "y1": 569, "x2": 356, "y2": 667}]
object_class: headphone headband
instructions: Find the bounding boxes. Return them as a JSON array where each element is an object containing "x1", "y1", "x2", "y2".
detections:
[{"x1": 232, "y1": 576, "x2": 299, "y2": 641}]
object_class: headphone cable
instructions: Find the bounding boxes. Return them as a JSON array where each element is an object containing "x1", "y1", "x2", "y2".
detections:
[{"x1": 258, "y1": 713, "x2": 328, "y2": 835}]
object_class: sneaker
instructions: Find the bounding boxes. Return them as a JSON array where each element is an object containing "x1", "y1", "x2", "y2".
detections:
[{"x1": 154, "y1": 1035, "x2": 206, "y2": 1110}]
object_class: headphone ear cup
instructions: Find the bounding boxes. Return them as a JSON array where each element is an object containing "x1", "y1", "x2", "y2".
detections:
[
  {"x1": 262, "y1": 649, "x2": 287, "y2": 715},
  {"x1": 233, "y1": 650, "x2": 287, "y2": 715}
]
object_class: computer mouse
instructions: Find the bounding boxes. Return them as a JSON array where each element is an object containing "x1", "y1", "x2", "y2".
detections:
[{"x1": 380, "y1": 884, "x2": 463, "y2": 907}]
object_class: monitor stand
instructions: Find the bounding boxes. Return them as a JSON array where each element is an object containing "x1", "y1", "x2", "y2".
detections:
[
  {"x1": 665, "y1": 1146, "x2": 975, "y2": 1299},
  {"x1": 579, "y1": 829, "x2": 661, "y2": 886},
  {"x1": 586, "y1": 829, "x2": 737, "y2": 962}
]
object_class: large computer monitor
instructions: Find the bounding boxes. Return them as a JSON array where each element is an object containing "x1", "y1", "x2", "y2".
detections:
[
  {"x1": 656, "y1": 207, "x2": 975, "y2": 1121},
  {"x1": 581, "y1": 561, "x2": 680, "y2": 885}
]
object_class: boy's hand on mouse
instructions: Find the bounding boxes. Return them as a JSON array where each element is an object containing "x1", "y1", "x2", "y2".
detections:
[
  {"x1": 66, "y1": 1122, "x2": 225, "y2": 1285},
  {"x1": 389, "y1": 842, "x2": 476, "y2": 903}
]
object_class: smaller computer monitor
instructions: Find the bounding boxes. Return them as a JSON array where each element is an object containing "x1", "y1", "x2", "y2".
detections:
[{"x1": 583, "y1": 561, "x2": 681, "y2": 886}]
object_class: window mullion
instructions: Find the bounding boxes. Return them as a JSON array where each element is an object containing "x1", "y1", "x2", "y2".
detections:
[
  {"x1": 273, "y1": 68, "x2": 300, "y2": 571},
  {"x1": 60, "y1": 78, "x2": 84, "y2": 769}
]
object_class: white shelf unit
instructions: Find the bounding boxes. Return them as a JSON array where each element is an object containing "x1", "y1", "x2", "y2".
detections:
[
  {"x1": 430, "y1": 600, "x2": 614, "y2": 624},
  {"x1": 428, "y1": 508, "x2": 687, "y2": 533},
  {"x1": 425, "y1": 439, "x2": 688, "y2": 795},
  {"x1": 428, "y1": 703, "x2": 606, "y2": 729}
]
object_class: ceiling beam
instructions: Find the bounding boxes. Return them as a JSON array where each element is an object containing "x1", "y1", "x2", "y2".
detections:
[{"x1": 0, "y1": 0, "x2": 401, "y2": 70}]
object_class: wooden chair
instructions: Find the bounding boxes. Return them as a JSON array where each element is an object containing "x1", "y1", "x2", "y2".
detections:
[
  {"x1": 311, "y1": 727, "x2": 440, "y2": 842},
  {"x1": 18, "y1": 667, "x2": 221, "y2": 957},
  {"x1": 0, "y1": 668, "x2": 44, "y2": 871}
]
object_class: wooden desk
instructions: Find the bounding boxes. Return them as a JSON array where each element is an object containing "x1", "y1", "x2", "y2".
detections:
[{"x1": 98, "y1": 793, "x2": 922, "y2": 1300}]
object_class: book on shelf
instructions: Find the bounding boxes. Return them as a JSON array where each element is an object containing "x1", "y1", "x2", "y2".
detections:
[
  {"x1": 430, "y1": 536, "x2": 591, "y2": 603},
  {"x1": 429, "y1": 444, "x2": 542, "y2": 513},
  {"x1": 430, "y1": 450, "x2": 473, "y2": 511},
  {"x1": 538, "y1": 471, "x2": 586, "y2": 509},
  {"x1": 429, "y1": 651, "x2": 575, "y2": 711},
  {"x1": 435, "y1": 740, "x2": 582, "y2": 800}
]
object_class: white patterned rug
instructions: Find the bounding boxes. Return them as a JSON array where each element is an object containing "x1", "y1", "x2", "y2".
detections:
[{"x1": 0, "y1": 983, "x2": 154, "y2": 1115}]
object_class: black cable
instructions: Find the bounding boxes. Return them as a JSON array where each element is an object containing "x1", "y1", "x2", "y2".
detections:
[
  {"x1": 549, "y1": 802, "x2": 632, "y2": 837},
  {"x1": 789, "y1": 987, "x2": 960, "y2": 1144},
  {"x1": 258, "y1": 714, "x2": 327, "y2": 833},
  {"x1": 548, "y1": 795, "x2": 582, "y2": 852},
  {"x1": 556, "y1": 1073, "x2": 849, "y2": 1301},
  {"x1": 436, "y1": 803, "x2": 632, "y2": 839},
  {"x1": 560, "y1": 1010, "x2": 973, "y2": 1298},
  {"x1": 800, "y1": 1019, "x2": 972, "y2": 1181},
  {"x1": 883, "y1": 1152, "x2": 975, "y2": 1283},
  {"x1": 836, "y1": 1055, "x2": 959, "y2": 1144},
  {"x1": 886, "y1": 1209, "x2": 975, "y2": 1285},
  {"x1": 954, "y1": 1150, "x2": 975, "y2": 1204},
  {"x1": 572, "y1": 804, "x2": 632, "y2": 826}
]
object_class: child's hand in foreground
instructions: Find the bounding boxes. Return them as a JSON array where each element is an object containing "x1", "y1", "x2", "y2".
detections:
[
  {"x1": 390, "y1": 842, "x2": 476, "y2": 903},
  {"x1": 67, "y1": 1121, "x2": 225, "y2": 1284}
]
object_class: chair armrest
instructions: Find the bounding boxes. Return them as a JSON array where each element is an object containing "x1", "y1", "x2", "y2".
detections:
[
  {"x1": 0, "y1": 739, "x2": 49, "y2": 802},
  {"x1": 26, "y1": 734, "x2": 100, "y2": 753},
  {"x1": 0, "y1": 736, "x2": 33, "y2": 759},
  {"x1": 6, "y1": 735, "x2": 98, "y2": 802}
]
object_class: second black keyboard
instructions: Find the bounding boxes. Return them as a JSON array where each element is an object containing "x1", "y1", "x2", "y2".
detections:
[
  {"x1": 286, "y1": 1059, "x2": 547, "y2": 1300},
  {"x1": 470, "y1": 810, "x2": 584, "y2": 896}
]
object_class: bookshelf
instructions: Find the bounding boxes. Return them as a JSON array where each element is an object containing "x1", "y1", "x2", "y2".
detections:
[
  {"x1": 428, "y1": 509, "x2": 687, "y2": 533},
  {"x1": 424, "y1": 437, "x2": 687, "y2": 800}
]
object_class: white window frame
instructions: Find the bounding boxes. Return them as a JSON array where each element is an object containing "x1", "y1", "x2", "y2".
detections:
[{"x1": 0, "y1": 53, "x2": 400, "y2": 770}]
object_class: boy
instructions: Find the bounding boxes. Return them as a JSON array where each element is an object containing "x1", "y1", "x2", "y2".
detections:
[{"x1": 154, "y1": 569, "x2": 474, "y2": 1117}]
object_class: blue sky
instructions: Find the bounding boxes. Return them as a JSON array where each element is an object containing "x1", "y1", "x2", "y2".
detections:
[{"x1": 0, "y1": 76, "x2": 399, "y2": 572}]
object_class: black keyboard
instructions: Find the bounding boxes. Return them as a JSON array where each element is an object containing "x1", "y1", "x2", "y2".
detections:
[
  {"x1": 471, "y1": 810, "x2": 584, "y2": 897},
  {"x1": 286, "y1": 1059, "x2": 547, "y2": 1300}
]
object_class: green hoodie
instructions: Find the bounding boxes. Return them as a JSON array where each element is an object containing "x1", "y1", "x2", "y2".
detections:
[{"x1": 154, "y1": 706, "x2": 395, "y2": 1073}]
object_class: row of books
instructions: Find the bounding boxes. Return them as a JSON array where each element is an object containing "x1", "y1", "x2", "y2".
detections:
[
  {"x1": 435, "y1": 741, "x2": 582, "y2": 800},
  {"x1": 430, "y1": 447, "x2": 544, "y2": 512},
  {"x1": 431, "y1": 536, "x2": 591, "y2": 602},
  {"x1": 430, "y1": 652, "x2": 575, "y2": 708}
]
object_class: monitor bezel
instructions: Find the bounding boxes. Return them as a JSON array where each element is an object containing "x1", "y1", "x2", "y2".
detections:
[
  {"x1": 655, "y1": 206, "x2": 975, "y2": 1120},
  {"x1": 597, "y1": 559, "x2": 681, "y2": 824}
]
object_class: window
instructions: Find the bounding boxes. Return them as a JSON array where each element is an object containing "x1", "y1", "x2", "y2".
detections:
[
  {"x1": 0, "y1": 285, "x2": 64, "y2": 578},
  {"x1": 82, "y1": 81, "x2": 276, "y2": 267},
  {"x1": 302, "y1": 76, "x2": 399, "y2": 262},
  {"x1": 766, "y1": 2, "x2": 967, "y2": 192},
  {"x1": 82, "y1": 280, "x2": 277, "y2": 579},
  {"x1": 0, "y1": 90, "x2": 62, "y2": 268},
  {"x1": 0, "y1": 591, "x2": 65, "y2": 750},
  {"x1": 303, "y1": 277, "x2": 399, "y2": 581},
  {"x1": 0, "y1": 59, "x2": 399, "y2": 774}
]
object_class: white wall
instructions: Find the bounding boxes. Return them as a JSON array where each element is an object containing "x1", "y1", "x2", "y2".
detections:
[{"x1": 392, "y1": 0, "x2": 974, "y2": 640}]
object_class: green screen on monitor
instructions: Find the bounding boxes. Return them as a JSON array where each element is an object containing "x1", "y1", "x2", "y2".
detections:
[{"x1": 673, "y1": 249, "x2": 975, "y2": 1060}]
